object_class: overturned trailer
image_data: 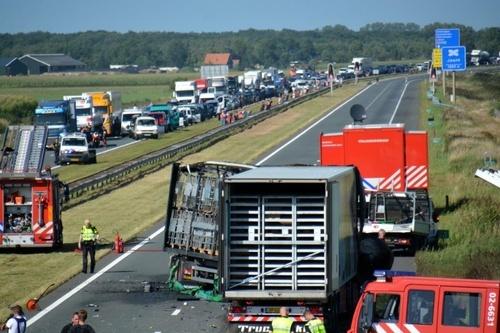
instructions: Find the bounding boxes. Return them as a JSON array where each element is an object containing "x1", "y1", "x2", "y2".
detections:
[{"x1": 164, "y1": 162, "x2": 253, "y2": 297}]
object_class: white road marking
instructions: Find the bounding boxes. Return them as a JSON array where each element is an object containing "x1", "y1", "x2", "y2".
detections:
[
  {"x1": 171, "y1": 309, "x2": 181, "y2": 316},
  {"x1": 51, "y1": 140, "x2": 141, "y2": 170},
  {"x1": 365, "y1": 81, "x2": 393, "y2": 110},
  {"x1": 389, "y1": 78, "x2": 419, "y2": 124},
  {"x1": 256, "y1": 84, "x2": 374, "y2": 165},
  {"x1": 27, "y1": 226, "x2": 165, "y2": 327}
]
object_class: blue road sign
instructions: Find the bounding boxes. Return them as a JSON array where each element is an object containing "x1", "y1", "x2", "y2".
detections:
[
  {"x1": 441, "y1": 46, "x2": 467, "y2": 71},
  {"x1": 435, "y1": 28, "x2": 460, "y2": 48}
]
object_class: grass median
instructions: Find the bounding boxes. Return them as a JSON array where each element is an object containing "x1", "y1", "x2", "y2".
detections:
[
  {"x1": 415, "y1": 72, "x2": 500, "y2": 279},
  {"x1": 0, "y1": 82, "x2": 364, "y2": 318}
]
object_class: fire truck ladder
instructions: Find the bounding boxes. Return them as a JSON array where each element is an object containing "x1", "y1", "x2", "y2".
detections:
[
  {"x1": 7, "y1": 126, "x2": 48, "y2": 174},
  {"x1": 26, "y1": 126, "x2": 47, "y2": 173}
]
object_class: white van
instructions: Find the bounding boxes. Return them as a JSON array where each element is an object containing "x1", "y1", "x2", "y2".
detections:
[
  {"x1": 129, "y1": 116, "x2": 159, "y2": 139},
  {"x1": 121, "y1": 107, "x2": 144, "y2": 135}
]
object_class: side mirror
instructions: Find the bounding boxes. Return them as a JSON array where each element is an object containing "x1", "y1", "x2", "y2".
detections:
[{"x1": 360, "y1": 293, "x2": 374, "y2": 332}]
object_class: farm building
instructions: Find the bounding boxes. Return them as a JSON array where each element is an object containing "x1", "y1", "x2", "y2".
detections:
[
  {"x1": 3, "y1": 58, "x2": 27, "y2": 76},
  {"x1": 5, "y1": 54, "x2": 86, "y2": 75},
  {"x1": 203, "y1": 53, "x2": 235, "y2": 68}
]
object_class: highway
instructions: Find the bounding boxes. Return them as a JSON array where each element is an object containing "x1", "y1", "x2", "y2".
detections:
[{"x1": 28, "y1": 76, "x2": 423, "y2": 333}]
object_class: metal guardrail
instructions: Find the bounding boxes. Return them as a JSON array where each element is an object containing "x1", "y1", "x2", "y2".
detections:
[{"x1": 66, "y1": 85, "x2": 333, "y2": 200}]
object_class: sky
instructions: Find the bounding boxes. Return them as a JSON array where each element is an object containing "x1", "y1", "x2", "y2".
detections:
[{"x1": 1, "y1": 0, "x2": 499, "y2": 33}]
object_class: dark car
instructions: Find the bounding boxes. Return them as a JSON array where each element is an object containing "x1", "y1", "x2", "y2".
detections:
[{"x1": 203, "y1": 100, "x2": 218, "y2": 117}]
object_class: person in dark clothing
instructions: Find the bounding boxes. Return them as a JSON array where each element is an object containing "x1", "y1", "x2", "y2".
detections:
[
  {"x1": 69, "y1": 310, "x2": 96, "y2": 333},
  {"x1": 60, "y1": 312, "x2": 79, "y2": 333},
  {"x1": 53, "y1": 138, "x2": 61, "y2": 165}
]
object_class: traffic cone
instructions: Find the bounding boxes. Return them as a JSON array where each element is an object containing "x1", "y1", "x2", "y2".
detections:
[{"x1": 114, "y1": 232, "x2": 124, "y2": 254}]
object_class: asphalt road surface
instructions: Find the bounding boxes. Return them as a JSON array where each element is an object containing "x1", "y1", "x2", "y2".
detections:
[
  {"x1": 28, "y1": 75, "x2": 424, "y2": 333},
  {"x1": 44, "y1": 135, "x2": 138, "y2": 170}
]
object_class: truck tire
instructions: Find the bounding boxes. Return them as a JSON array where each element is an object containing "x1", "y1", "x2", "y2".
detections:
[{"x1": 324, "y1": 293, "x2": 341, "y2": 333}]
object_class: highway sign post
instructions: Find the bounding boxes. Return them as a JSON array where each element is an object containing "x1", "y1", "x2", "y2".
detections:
[
  {"x1": 435, "y1": 28, "x2": 460, "y2": 98},
  {"x1": 435, "y1": 28, "x2": 460, "y2": 48},
  {"x1": 432, "y1": 48, "x2": 442, "y2": 68},
  {"x1": 441, "y1": 46, "x2": 467, "y2": 71},
  {"x1": 442, "y1": 46, "x2": 467, "y2": 103}
]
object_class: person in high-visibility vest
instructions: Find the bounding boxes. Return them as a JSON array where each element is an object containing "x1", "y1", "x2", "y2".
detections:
[
  {"x1": 304, "y1": 310, "x2": 326, "y2": 333},
  {"x1": 271, "y1": 307, "x2": 294, "y2": 333},
  {"x1": 79, "y1": 219, "x2": 99, "y2": 274}
]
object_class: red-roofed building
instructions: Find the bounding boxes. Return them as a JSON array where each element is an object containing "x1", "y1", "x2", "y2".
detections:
[{"x1": 203, "y1": 53, "x2": 234, "y2": 68}]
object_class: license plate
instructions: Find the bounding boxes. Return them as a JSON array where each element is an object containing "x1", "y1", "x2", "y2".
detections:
[
  {"x1": 71, "y1": 158, "x2": 80, "y2": 162},
  {"x1": 267, "y1": 307, "x2": 281, "y2": 314}
]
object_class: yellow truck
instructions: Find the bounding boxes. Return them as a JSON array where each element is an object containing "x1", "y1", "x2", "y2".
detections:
[{"x1": 82, "y1": 91, "x2": 122, "y2": 136}]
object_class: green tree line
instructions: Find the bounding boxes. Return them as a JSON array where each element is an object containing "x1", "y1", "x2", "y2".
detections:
[{"x1": 0, "y1": 23, "x2": 499, "y2": 69}]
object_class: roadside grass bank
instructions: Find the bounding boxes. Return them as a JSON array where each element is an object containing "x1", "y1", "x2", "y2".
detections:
[
  {"x1": 0, "y1": 82, "x2": 364, "y2": 318},
  {"x1": 415, "y1": 72, "x2": 500, "y2": 279}
]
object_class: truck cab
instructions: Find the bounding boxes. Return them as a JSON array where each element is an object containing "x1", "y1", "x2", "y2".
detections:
[
  {"x1": 350, "y1": 271, "x2": 499, "y2": 333},
  {"x1": 34, "y1": 100, "x2": 76, "y2": 143}
]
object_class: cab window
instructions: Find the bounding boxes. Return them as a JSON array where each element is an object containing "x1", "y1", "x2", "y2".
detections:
[
  {"x1": 407, "y1": 290, "x2": 434, "y2": 325},
  {"x1": 442, "y1": 292, "x2": 481, "y2": 327},
  {"x1": 374, "y1": 294, "x2": 400, "y2": 322}
]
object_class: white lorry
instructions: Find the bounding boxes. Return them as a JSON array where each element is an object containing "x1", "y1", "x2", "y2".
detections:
[
  {"x1": 174, "y1": 81, "x2": 197, "y2": 104},
  {"x1": 470, "y1": 49, "x2": 490, "y2": 66},
  {"x1": 120, "y1": 107, "x2": 144, "y2": 136},
  {"x1": 351, "y1": 57, "x2": 373, "y2": 76},
  {"x1": 210, "y1": 76, "x2": 227, "y2": 96},
  {"x1": 63, "y1": 95, "x2": 93, "y2": 131},
  {"x1": 243, "y1": 71, "x2": 262, "y2": 88}
]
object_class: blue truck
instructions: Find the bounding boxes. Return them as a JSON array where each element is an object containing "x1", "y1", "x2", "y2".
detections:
[{"x1": 34, "y1": 100, "x2": 77, "y2": 143}]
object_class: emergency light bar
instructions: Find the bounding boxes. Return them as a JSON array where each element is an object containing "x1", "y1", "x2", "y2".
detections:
[{"x1": 374, "y1": 270, "x2": 416, "y2": 282}]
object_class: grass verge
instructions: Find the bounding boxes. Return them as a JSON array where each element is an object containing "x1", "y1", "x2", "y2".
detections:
[
  {"x1": 0, "y1": 82, "x2": 363, "y2": 318},
  {"x1": 415, "y1": 72, "x2": 500, "y2": 279}
]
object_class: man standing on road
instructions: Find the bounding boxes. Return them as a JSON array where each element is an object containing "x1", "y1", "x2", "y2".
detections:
[
  {"x1": 304, "y1": 310, "x2": 326, "y2": 333},
  {"x1": 53, "y1": 138, "x2": 61, "y2": 165},
  {"x1": 72, "y1": 309, "x2": 96, "y2": 333},
  {"x1": 1, "y1": 305, "x2": 27, "y2": 333},
  {"x1": 271, "y1": 307, "x2": 294, "y2": 333},
  {"x1": 60, "y1": 312, "x2": 79, "y2": 333},
  {"x1": 79, "y1": 219, "x2": 99, "y2": 274}
]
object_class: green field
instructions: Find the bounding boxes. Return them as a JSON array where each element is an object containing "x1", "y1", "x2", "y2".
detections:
[
  {"x1": 0, "y1": 72, "x2": 199, "y2": 107},
  {"x1": 0, "y1": 85, "x2": 173, "y2": 106},
  {"x1": 416, "y1": 72, "x2": 500, "y2": 279}
]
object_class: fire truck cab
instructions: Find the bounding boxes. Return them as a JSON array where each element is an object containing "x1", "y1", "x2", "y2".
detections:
[{"x1": 350, "y1": 271, "x2": 499, "y2": 333}]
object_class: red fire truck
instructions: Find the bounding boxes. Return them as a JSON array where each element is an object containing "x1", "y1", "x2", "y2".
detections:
[
  {"x1": 350, "y1": 271, "x2": 499, "y2": 333},
  {"x1": 0, "y1": 126, "x2": 64, "y2": 248},
  {"x1": 320, "y1": 124, "x2": 438, "y2": 253}
]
